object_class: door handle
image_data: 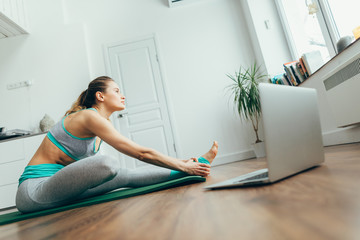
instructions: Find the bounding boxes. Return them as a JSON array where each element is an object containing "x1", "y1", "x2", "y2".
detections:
[{"x1": 118, "y1": 113, "x2": 128, "y2": 118}]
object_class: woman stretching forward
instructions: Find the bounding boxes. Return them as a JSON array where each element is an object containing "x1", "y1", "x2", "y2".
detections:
[{"x1": 16, "y1": 76, "x2": 218, "y2": 213}]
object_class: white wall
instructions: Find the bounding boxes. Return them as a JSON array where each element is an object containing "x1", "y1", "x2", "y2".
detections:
[
  {"x1": 240, "y1": 0, "x2": 292, "y2": 77},
  {"x1": 0, "y1": 0, "x2": 259, "y2": 164},
  {"x1": 0, "y1": 0, "x2": 90, "y2": 132}
]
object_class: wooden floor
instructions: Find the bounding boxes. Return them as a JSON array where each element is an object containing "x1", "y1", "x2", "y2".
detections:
[{"x1": 1, "y1": 143, "x2": 360, "y2": 240}]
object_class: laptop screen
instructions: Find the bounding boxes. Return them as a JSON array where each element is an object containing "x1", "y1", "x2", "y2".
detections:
[{"x1": 259, "y1": 83, "x2": 324, "y2": 182}]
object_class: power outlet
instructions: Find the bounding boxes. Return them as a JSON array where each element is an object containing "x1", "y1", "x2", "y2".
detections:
[{"x1": 7, "y1": 80, "x2": 33, "y2": 90}]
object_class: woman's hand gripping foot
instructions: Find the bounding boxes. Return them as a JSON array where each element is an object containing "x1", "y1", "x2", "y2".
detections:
[{"x1": 182, "y1": 141, "x2": 218, "y2": 177}]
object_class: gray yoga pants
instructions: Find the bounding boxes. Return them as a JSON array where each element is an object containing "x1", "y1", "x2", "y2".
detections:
[{"x1": 16, "y1": 154, "x2": 186, "y2": 213}]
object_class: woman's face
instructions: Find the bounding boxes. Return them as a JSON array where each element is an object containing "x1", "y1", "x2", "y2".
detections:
[{"x1": 102, "y1": 80, "x2": 126, "y2": 111}]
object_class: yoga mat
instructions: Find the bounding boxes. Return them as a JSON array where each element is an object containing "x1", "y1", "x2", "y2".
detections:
[{"x1": 0, "y1": 176, "x2": 205, "y2": 225}]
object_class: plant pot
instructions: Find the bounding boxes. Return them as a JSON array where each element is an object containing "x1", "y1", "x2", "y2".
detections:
[{"x1": 252, "y1": 141, "x2": 266, "y2": 158}]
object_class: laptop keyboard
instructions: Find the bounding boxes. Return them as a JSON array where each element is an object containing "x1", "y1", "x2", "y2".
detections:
[{"x1": 238, "y1": 171, "x2": 268, "y2": 182}]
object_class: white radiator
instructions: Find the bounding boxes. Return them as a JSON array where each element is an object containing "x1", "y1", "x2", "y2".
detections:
[{"x1": 323, "y1": 57, "x2": 360, "y2": 127}]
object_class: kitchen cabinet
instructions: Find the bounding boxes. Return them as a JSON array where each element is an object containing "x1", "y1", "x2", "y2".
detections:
[
  {"x1": 0, "y1": 0, "x2": 28, "y2": 39},
  {"x1": 0, "y1": 133, "x2": 45, "y2": 209}
]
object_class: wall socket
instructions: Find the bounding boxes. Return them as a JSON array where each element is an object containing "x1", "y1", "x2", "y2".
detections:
[{"x1": 7, "y1": 80, "x2": 33, "y2": 90}]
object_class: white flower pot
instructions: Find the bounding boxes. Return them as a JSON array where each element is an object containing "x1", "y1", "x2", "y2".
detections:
[{"x1": 252, "y1": 141, "x2": 266, "y2": 158}]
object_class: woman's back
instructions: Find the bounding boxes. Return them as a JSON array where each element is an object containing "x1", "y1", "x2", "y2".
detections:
[{"x1": 28, "y1": 109, "x2": 102, "y2": 166}]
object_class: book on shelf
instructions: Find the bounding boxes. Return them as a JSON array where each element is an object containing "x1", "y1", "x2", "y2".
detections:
[
  {"x1": 301, "y1": 50, "x2": 324, "y2": 75},
  {"x1": 283, "y1": 73, "x2": 291, "y2": 85},
  {"x1": 295, "y1": 62, "x2": 307, "y2": 81},
  {"x1": 270, "y1": 73, "x2": 290, "y2": 86},
  {"x1": 298, "y1": 58, "x2": 310, "y2": 78},
  {"x1": 289, "y1": 64, "x2": 302, "y2": 84},
  {"x1": 276, "y1": 51, "x2": 324, "y2": 87},
  {"x1": 283, "y1": 61, "x2": 299, "y2": 86}
]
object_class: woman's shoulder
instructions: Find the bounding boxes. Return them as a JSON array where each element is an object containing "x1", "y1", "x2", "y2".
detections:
[
  {"x1": 76, "y1": 108, "x2": 99, "y2": 118},
  {"x1": 67, "y1": 108, "x2": 99, "y2": 122},
  {"x1": 66, "y1": 108, "x2": 106, "y2": 133},
  {"x1": 76, "y1": 109, "x2": 112, "y2": 132}
]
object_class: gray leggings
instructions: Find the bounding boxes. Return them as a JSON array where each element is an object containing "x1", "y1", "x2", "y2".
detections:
[{"x1": 16, "y1": 154, "x2": 186, "y2": 213}]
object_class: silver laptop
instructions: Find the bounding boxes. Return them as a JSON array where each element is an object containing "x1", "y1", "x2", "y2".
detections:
[{"x1": 205, "y1": 83, "x2": 324, "y2": 189}]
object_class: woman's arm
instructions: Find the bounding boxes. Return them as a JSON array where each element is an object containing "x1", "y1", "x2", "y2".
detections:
[{"x1": 84, "y1": 112, "x2": 210, "y2": 176}]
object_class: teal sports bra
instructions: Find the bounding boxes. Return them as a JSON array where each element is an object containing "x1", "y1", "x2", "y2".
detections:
[
  {"x1": 18, "y1": 108, "x2": 103, "y2": 186},
  {"x1": 47, "y1": 108, "x2": 103, "y2": 161}
]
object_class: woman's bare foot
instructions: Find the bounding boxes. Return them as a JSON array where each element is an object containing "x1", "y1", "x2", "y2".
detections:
[{"x1": 201, "y1": 141, "x2": 218, "y2": 164}]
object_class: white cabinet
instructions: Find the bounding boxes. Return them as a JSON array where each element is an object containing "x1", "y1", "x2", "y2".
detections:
[
  {"x1": 0, "y1": 0, "x2": 28, "y2": 39},
  {"x1": 0, "y1": 133, "x2": 45, "y2": 209}
]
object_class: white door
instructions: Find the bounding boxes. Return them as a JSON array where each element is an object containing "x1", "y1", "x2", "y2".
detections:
[{"x1": 105, "y1": 37, "x2": 177, "y2": 169}]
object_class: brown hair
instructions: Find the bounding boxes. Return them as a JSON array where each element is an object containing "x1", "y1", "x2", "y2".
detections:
[{"x1": 65, "y1": 76, "x2": 114, "y2": 115}]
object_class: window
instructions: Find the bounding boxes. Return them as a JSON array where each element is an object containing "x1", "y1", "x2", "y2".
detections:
[
  {"x1": 326, "y1": 0, "x2": 360, "y2": 38},
  {"x1": 275, "y1": 0, "x2": 360, "y2": 62}
]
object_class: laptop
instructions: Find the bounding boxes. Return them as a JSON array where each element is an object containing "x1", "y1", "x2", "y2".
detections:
[{"x1": 205, "y1": 83, "x2": 324, "y2": 189}]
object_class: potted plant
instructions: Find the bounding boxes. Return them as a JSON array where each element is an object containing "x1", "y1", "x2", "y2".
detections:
[{"x1": 226, "y1": 62, "x2": 267, "y2": 158}]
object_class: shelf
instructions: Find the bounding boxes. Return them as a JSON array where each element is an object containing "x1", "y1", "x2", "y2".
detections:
[{"x1": 0, "y1": 132, "x2": 46, "y2": 143}]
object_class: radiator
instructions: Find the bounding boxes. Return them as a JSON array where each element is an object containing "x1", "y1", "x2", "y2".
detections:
[{"x1": 323, "y1": 57, "x2": 360, "y2": 127}]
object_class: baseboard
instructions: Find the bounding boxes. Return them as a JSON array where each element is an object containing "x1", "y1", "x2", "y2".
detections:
[
  {"x1": 322, "y1": 125, "x2": 360, "y2": 146},
  {"x1": 212, "y1": 149, "x2": 256, "y2": 167}
]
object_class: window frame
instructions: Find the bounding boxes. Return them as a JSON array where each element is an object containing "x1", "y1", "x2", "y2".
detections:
[{"x1": 274, "y1": 0, "x2": 340, "y2": 60}]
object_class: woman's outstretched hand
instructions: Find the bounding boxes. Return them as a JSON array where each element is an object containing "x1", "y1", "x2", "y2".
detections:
[{"x1": 181, "y1": 158, "x2": 211, "y2": 177}]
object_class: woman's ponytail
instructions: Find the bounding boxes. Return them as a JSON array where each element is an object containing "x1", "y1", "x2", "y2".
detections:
[
  {"x1": 65, "y1": 89, "x2": 88, "y2": 115},
  {"x1": 65, "y1": 76, "x2": 113, "y2": 116}
]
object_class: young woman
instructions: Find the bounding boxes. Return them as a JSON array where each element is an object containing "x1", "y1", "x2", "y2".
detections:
[{"x1": 16, "y1": 76, "x2": 218, "y2": 213}]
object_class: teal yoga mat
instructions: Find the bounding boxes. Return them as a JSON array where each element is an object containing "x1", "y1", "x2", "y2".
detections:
[{"x1": 0, "y1": 176, "x2": 205, "y2": 225}]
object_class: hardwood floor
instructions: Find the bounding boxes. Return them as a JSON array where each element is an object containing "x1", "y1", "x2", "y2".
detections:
[{"x1": 1, "y1": 143, "x2": 360, "y2": 240}]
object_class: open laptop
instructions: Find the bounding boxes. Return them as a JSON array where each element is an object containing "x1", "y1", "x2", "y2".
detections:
[{"x1": 205, "y1": 83, "x2": 324, "y2": 189}]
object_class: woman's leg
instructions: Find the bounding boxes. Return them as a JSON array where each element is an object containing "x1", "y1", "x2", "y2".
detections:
[
  {"x1": 17, "y1": 141, "x2": 218, "y2": 212},
  {"x1": 78, "y1": 166, "x2": 174, "y2": 199},
  {"x1": 78, "y1": 156, "x2": 213, "y2": 199},
  {"x1": 85, "y1": 141, "x2": 218, "y2": 193},
  {"x1": 16, "y1": 154, "x2": 122, "y2": 212}
]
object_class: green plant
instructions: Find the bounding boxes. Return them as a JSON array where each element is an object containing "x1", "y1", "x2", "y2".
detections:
[{"x1": 226, "y1": 62, "x2": 267, "y2": 143}]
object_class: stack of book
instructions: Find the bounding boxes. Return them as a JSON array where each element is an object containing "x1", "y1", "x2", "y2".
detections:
[
  {"x1": 270, "y1": 50, "x2": 324, "y2": 86},
  {"x1": 269, "y1": 74, "x2": 287, "y2": 85}
]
